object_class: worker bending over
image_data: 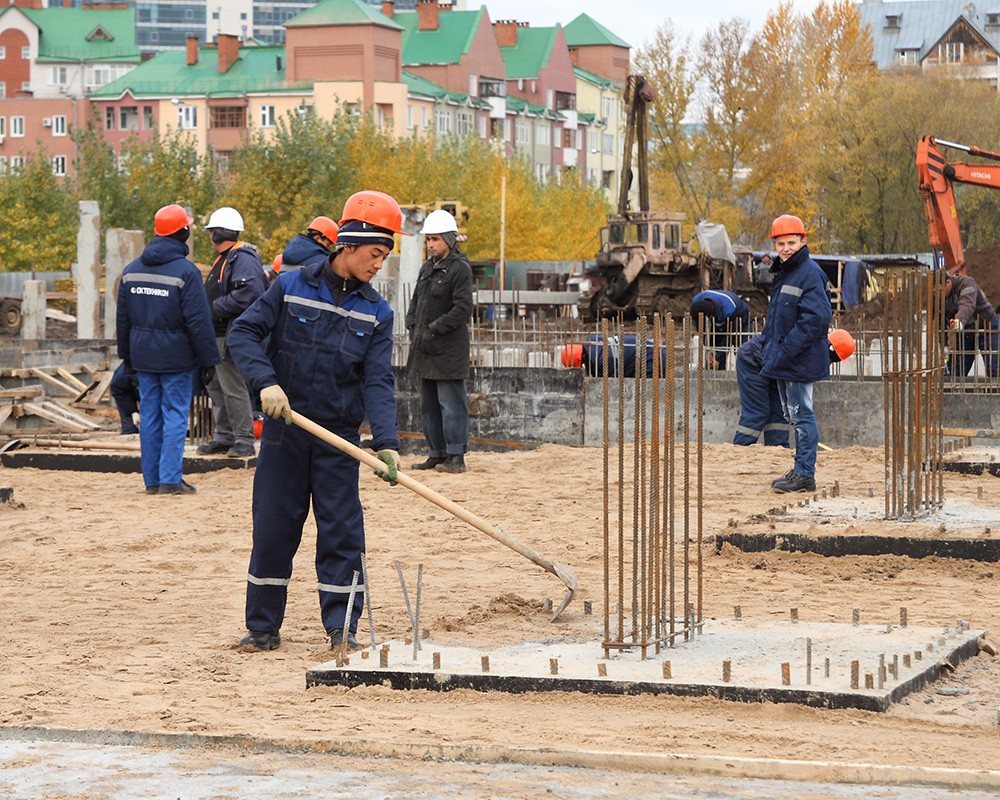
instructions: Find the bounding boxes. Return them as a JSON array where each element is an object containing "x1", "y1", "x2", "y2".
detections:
[
  {"x1": 945, "y1": 271, "x2": 1000, "y2": 378},
  {"x1": 228, "y1": 191, "x2": 403, "y2": 653},
  {"x1": 689, "y1": 289, "x2": 749, "y2": 369}
]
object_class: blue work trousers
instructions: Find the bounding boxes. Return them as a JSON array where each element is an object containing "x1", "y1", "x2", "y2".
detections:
[
  {"x1": 733, "y1": 359, "x2": 790, "y2": 447},
  {"x1": 136, "y1": 370, "x2": 195, "y2": 489},
  {"x1": 245, "y1": 419, "x2": 366, "y2": 637},
  {"x1": 954, "y1": 318, "x2": 1000, "y2": 378},
  {"x1": 419, "y1": 378, "x2": 469, "y2": 456},
  {"x1": 777, "y1": 380, "x2": 818, "y2": 478}
]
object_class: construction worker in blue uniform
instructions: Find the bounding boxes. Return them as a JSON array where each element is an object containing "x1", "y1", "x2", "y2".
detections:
[
  {"x1": 228, "y1": 191, "x2": 403, "y2": 653},
  {"x1": 116, "y1": 203, "x2": 220, "y2": 495},
  {"x1": 733, "y1": 333, "x2": 790, "y2": 447},
  {"x1": 690, "y1": 289, "x2": 749, "y2": 369},
  {"x1": 759, "y1": 215, "x2": 833, "y2": 494},
  {"x1": 280, "y1": 215, "x2": 339, "y2": 272},
  {"x1": 562, "y1": 334, "x2": 667, "y2": 377}
]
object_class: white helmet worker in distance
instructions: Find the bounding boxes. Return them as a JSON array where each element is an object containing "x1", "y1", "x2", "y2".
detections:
[
  {"x1": 205, "y1": 206, "x2": 245, "y2": 232},
  {"x1": 419, "y1": 209, "x2": 458, "y2": 236}
]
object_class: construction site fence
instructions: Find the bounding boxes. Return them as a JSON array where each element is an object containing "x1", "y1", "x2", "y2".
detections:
[{"x1": 387, "y1": 313, "x2": 1000, "y2": 394}]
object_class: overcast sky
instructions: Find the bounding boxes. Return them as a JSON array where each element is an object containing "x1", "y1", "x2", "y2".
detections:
[{"x1": 483, "y1": 0, "x2": 822, "y2": 51}]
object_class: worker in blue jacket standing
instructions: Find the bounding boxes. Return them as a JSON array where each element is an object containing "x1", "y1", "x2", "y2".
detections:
[
  {"x1": 116, "y1": 204, "x2": 220, "y2": 495},
  {"x1": 228, "y1": 190, "x2": 403, "y2": 653},
  {"x1": 759, "y1": 215, "x2": 832, "y2": 493},
  {"x1": 690, "y1": 289, "x2": 749, "y2": 369},
  {"x1": 280, "y1": 215, "x2": 339, "y2": 272}
]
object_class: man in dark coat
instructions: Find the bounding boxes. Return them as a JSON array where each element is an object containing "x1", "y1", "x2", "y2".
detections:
[
  {"x1": 405, "y1": 209, "x2": 474, "y2": 474},
  {"x1": 116, "y1": 203, "x2": 220, "y2": 495},
  {"x1": 759, "y1": 214, "x2": 832, "y2": 494}
]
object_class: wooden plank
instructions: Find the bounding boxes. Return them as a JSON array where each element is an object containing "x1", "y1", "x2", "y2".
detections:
[
  {"x1": 20, "y1": 402, "x2": 90, "y2": 431},
  {"x1": 56, "y1": 367, "x2": 89, "y2": 392},
  {"x1": 27, "y1": 368, "x2": 77, "y2": 397},
  {"x1": 43, "y1": 400, "x2": 102, "y2": 430},
  {"x1": 0, "y1": 386, "x2": 43, "y2": 399},
  {"x1": 88, "y1": 370, "x2": 115, "y2": 404},
  {"x1": 0, "y1": 405, "x2": 12, "y2": 427}
]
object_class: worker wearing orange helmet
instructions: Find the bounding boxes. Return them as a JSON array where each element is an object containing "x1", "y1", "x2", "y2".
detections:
[
  {"x1": 759, "y1": 214, "x2": 833, "y2": 493},
  {"x1": 280, "y1": 215, "x2": 339, "y2": 273},
  {"x1": 116, "y1": 203, "x2": 220, "y2": 494},
  {"x1": 227, "y1": 190, "x2": 403, "y2": 654}
]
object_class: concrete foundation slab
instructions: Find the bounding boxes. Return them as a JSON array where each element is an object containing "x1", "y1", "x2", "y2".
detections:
[
  {"x1": 307, "y1": 620, "x2": 984, "y2": 712},
  {"x1": 0, "y1": 449, "x2": 255, "y2": 473}
]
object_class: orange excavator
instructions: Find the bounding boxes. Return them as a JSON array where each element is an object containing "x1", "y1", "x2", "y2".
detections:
[{"x1": 916, "y1": 135, "x2": 1000, "y2": 272}]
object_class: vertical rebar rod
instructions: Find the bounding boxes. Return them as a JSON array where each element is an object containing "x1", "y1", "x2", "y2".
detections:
[
  {"x1": 682, "y1": 314, "x2": 691, "y2": 639},
  {"x1": 602, "y1": 319, "x2": 611, "y2": 657},
  {"x1": 666, "y1": 316, "x2": 676, "y2": 643},
  {"x1": 651, "y1": 314, "x2": 662, "y2": 652},
  {"x1": 632, "y1": 317, "x2": 642, "y2": 646},
  {"x1": 617, "y1": 318, "x2": 626, "y2": 642},
  {"x1": 360, "y1": 551, "x2": 376, "y2": 648},
  {"x1": 696, "y1": 314, "x2": 704, "y2": 625}
]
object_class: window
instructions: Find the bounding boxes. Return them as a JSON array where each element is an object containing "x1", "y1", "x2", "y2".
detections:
[
  {"x1": 10, "y1": 155, "x2": 24, "y2": 172},
  {"x1": 52, "y1": 155, "x2": 67, "y2": 176},
  {"x1": 884, "y1": 14, "x2": 900, "y2": 29},
  {"x1": 562, "y1": 128, "x2": 576, "y2": 148},
  {"x1": 941, "y1": 41, "x2": 964, "y2": 63},
  {"x1": 456, "y1": 110, "x2": 473, "y2": 137},
  {"x1": 406, "y1": 104, "x2": 413, "y2": 130},
  {"x1": 468, "y1": 74, "x2": 477, "y2": 97},
  {"x1": 142, "y1": 106, "x2": 154, "y2": 129},
  {"x1": 546, "y1": 89, "x2": 553, "y2": 109},
  {"x1": 537, "y1": 122, "x2": 549, "y2": 146},
  {"x1": 0, "y1": 47, "x2": 5, "y2": 59},
  {"x1": 0, "y1": 118, "x2": 5, "y2": 138},
  {"x1": 0, "y1": 83, "x2": 5, "y2": 99},
  {"x1": 212, "y1": 10, "x2": 219, "y2": 18},
  {"x1": 105, "y1": 106, "x2": 115, "y2": 130},
  {"x1": 52, "y1": 115, "x2": 66, "y2": 136},
  {"x1": 503, "y1": 118, "x2": 511, "y2": 141},
  {"x1": 10, "y1": 116, "x2": 24, "y2": 137},
  {"x1": 48, "y1": 67, "x2": 68, "y2": 86},
  {"x1": 555, "y1": 91, "x2": 575, "y2": 111},
  {"x1": 602, "y1": 133, "x2": 614, "y2": 155},
  {"x1": 209, "y1": 106, "x2": 246, "y2": 129},
  {"x1": 601, "y1": 94, "x2": 614, "y2": 120},
  {"x1": 477, "y1": 115, "x2": 487, "y2": 138},
  {"x1": 602, "y1": 170, "x2": 613, "y2": 189},
  {"x1": 515, "y1": 118, "x2": 530, "y2": 145},
  {"x1": 20, "y1": 82, "x2": 29, "y2": 92},
  {"x1": 536, "y1": 163, "x2": 550, "y2": 181},
  {"x1": 120, "y1": 106, "x2": 139, "y2": 131},
  {"x1": 478, "y1": 78, "x2": 505, "y2": 98},
  {"x1": 0, "y1": 158, "x2": 6, "y2": 174},
  {"x1": 989, "y1": 13, "x2": 1000, "y2": 25},
  {"x1": 21, "y1": 46, "x2": 29, "y2": 59},
  {"x1": 178, "y1": 105, "x2": 198, "y2": 130},
  {"x1": 897, "y1": 49, "x2": 918, "y2": 65},
  {"x1": 421, "y1": 107, "x2": 428, "y2": 130},
  {"x1": 434, "y1": 107, "x2": 451, "y2": 133},
  {"x1": 588, "y1": 130, "x2": 599, "y2": 152},
  {"x1": 259, "y1": 104, "x2": 276, "y2": 127}
]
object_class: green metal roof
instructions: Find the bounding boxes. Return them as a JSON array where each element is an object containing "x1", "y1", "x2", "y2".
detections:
[
  {"x1": 394, "y1": 7, "x2": 483, "y2": 66},
  {"x1": 499, "y1": 25, "x2": 558, "y2": 80},
  {"x1": 402, "y1": 69, "x2": 488, "y2": 107},
  {"x1": 573, "y1": 65, "x2": 618, "y2": 88},
  {"x1": 505, "y1": 93, "x2": 561, "y2": 119},
  {"x1": 285, "y1": 0, "x2": 402, "y2": 30},
  {"x1": 563, "y1": 13, "x2": 630, "y2": 49},
  {"x1": 7, "y1": 7, "x2": 139, "y2": 63},
  {"x1": 89, "y1": 45, "x2": 311, "y2": 99}
]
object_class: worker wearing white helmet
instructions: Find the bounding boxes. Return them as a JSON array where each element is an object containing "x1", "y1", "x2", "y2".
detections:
[
  {"x1": 406, "y1": 208, "x2": 474, "y2": 474},
  {"x1": 199, "y1": 205, "x2": 269, "y2": 458}
]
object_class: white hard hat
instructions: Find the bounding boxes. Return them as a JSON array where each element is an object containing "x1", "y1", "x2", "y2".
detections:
[
  {"x1": 205, "y1": 206, "x2": 244, "y2": 232},
  {"x1": 420, "y1": 208, "x2": 459, "y2": 235}
]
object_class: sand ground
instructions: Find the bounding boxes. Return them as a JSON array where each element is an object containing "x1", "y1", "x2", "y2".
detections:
[{"x1": 1, "y1": 441, "x2": 999, "y2": 784}]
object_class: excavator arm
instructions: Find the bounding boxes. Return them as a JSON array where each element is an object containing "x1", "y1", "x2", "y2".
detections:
[{"x1": 917, "y1": 135, "x2": 1000, "y2": 272}]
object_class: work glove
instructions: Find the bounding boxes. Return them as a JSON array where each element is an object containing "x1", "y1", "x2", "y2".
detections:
[
  {"x1": 122, "y1": 360, "x2": 135, "y2": 377},
  {"x1": 130, "y1": 412, "x2": 140, "y2": 429},
  {"x1": 949, "y1": 318, "x2": 964, "y2": 331},
  {"x1": 199, "y1": 365, "x2": 216, "y2": 391},
  {"x1": 374, "y1": 449, "x2": 400, "y2": 486},
  {"x1": 260, "y1": 384, "x2": 292, "y2": 424}
]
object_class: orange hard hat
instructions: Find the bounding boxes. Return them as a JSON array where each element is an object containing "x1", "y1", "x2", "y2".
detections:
[
  {"x1": 271, "y1": 254, "x2": 282, "y2": 274},
  {"x1": 769, "y1": 214, "x2": 807, "y2": 239},
  {"x1": 828, "y1": 328, "x2": 855, "y2": 361},
  {"x1": 154, "y1": 204, "x2": 193, "y2": 236},
  {"x1": 561, "y1": 343, "x2": 583, "y2": 369},
  {"x1": 338, "y1": 190, "x2": 405, "y2": 234},
  {"x1": 308, "y1": 215, "x2": 339, "y2": 241}
]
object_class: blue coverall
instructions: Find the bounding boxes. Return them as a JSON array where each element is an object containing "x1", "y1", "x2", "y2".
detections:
[
  {"x1": 581, "y1": 335, "x2": 667, "y2": 377},
  {"x1": 227, "y1": 261, "x2": 399, "y2": 638},
  {"x1": 690, "y1": 290, "x2": 749, "y2": 369},
  {"x1": 733, "y1": 334, "x2": 790, "y2": 447}
]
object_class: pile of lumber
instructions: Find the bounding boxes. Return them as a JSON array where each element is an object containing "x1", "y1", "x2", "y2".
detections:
[{"x1": 0, "y1": 362, "x2": 118, "y2": 436}]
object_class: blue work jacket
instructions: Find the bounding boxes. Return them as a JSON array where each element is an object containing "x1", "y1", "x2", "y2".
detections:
[
  {"x1": 281, "y1": 234, "x2": 330, "y2": 270},
  {"x1": 227, "y1": 260, "x2": 399, "y2": 451},
  {"x1": 759, "y1": 245, "x2": 832, "y2": 383},
  {"x1": 116, "y1": 236, "x2": 220, "y2": 373},
  {"x1": 691, "y1": 290, "x2": 749, "y2": 330}
]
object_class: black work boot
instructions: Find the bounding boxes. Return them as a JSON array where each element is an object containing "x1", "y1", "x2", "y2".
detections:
[
  {"x1": 197, "y1": 440, "x2": 232, "y2": 456},
  {"x1": 330, "y1": 628, "x2": 360, "y2": 652},
  {"x1": 772, "y1": 472, "x2": 816, "y2": 494},
  {"x1": 239, "y1": 630, "x2": 281, "y2": 651},
  {"x1": 435, "y1": 455, "x2": 467, "y2": 474},
  {"x1": 411, "y1": 456, "x2": 446, "y2": 470},
  {"x1": 770, "y1": 468, "x2": 795, "y2": 488},
  {"x1": 159, "y1": 480, "x2": 196, "y2": 495}
]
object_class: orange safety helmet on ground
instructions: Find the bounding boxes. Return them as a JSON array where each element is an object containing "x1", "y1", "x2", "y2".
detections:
[
  {"x1": 769, "y1": 214, "x2": 807, "y2": 239},
  {"x1": 308, "y1": 215, "x2": 339, "y2": 242},
  {"x1": 338, "y1": 190, "x2": 405, "y2": 234},
  {"x1": 561, "y1": 343, "x2": 584, "y2": 369},
  {"x1": 271, "y1": 254, "x2": 282, "y2": 274},
  {"x1": 828, "y1": 328, "x2": 855, "y2": 361},
  {"x1": 154, "y1": 204, "x2": 193, "y2": 236}
]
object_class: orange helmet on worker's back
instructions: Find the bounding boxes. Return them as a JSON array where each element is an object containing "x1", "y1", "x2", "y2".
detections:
[
  {"x1": 769, "y1": 214, "x2": 807, "y2": 239},
  {"x1": 561, "y1": 344, "x2": 583, "y2": 368},
  {"x1": 828, "y1": 328, "x2": 855, "y2": 361},
  {"x1": 271, "y1": 254, "x2": 282, "y2": 274}
]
